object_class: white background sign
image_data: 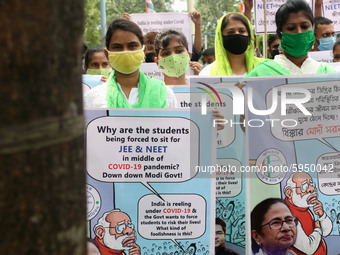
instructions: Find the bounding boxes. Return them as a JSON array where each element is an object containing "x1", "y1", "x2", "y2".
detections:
[
  {"x1": 130, "y1": 12, "x2": 192, "y2": 52},
  {"x1": 254, "y1": 0, "x2": 313, "y2": 34},
  {"x1": 308, "y1": 50, "x2": 334, "y2": 63},
  {"x1": 322, "y1": 0, "x2": 340, "y2": 32}
]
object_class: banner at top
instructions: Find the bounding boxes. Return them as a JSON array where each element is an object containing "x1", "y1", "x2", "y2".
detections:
[
  {"x1": 130, "y1": 12, "x2": 192, "y2": 52},
  {"x1": 322, "y1": 0, "x2": 340, "y2": 32},
  {"x1": 254, "y1": 0, "x2": 313, "y2": 34}
]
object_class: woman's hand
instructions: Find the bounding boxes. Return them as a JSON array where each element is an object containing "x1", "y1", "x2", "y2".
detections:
[
  {"x1": 121, "y1": 12, "x2": 130, "y2": 20},
  {"x1": 100, "y1": 76, "x2": 108, "y2": 82},
  {"x1": 190, "y1": 61, "x2": 203, "y2": 75},
  {"x1": 213, "y1": 108, "x2": 225, "y2": 130},
  {"x1": 189, "y1": 11, "x2": 201, "y2": 26}
]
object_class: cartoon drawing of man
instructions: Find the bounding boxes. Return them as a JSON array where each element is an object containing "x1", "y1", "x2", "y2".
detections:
[
  {"x1": 284, "y1": 172, "x2": 332, "y2": 255},
  {"x1": 183, "y1": 243, "x2": 197, "y2": 255},
  {"x1": 232, "y1": 221, "x2": 245, "y2": 247},
  {"x1": 330, "y1": 209, "x2": 336, "y2": 223},
  {"x1": 216, "y1": 199, "x2": 224, "y2": 218},
  {"x1": 94, "y1": 209, "x2": 141, "y2": 255},
  {"x1": 221, "y1": 201, "x2": 244, "y2": 242}
]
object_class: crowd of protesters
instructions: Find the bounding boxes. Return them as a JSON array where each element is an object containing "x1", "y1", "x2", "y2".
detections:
[
  {"x1": 83, "y1": 1, "x2": 340, "y2": 255},
  {"x1": 83, "y1": 0, "x2": 340, "y2": 109}
]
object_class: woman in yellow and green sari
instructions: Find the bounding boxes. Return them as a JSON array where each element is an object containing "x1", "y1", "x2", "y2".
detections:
[{"x1": 199, "y1": 13, "x2": 265, "y2": 76}]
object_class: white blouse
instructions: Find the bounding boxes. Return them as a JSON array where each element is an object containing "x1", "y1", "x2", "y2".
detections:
[{"x1": 274, "y1": 54, "x2": 321, "y2": 74}]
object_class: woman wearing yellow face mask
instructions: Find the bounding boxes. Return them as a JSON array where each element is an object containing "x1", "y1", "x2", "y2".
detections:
[
  {"x1": 247, "y1": 0, "x2": 336, "y2": 77},
  {"x1": 83, "y1": 19, "x2": 177, "y2": 108}
]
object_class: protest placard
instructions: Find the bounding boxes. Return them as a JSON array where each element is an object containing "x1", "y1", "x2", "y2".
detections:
[
  {"x1": 85, "y1": 109, "x2": 215, "y2": 255},
  {"x1": 245, "y1": 75, "x2": 340, "y2": 254}
]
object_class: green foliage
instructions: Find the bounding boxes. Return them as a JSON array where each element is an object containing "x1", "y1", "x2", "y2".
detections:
[
  {"x1": 84, "y1": 0, "x2": 102, "y2": 47},
  {"x1": 195, "y1": 0, "x2": 240, "y2": 48},
  {"x1": 84, "y1": 0, "x2": 174, "y2": 47}
]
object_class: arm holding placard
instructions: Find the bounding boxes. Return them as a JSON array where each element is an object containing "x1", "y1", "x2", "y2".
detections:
[
  {"x1": 189, "y1": 11, "x2": 203, "y2": 61},
  {"x1": 121, "y1": 12, "x2": 130, "y2": 20},
  {"x1": 189, "y1": 61, "x2": 203, "y2": 75},
  {"x1": 244, "y1": 0, "x2": 253, "y2": 22},
  {"x1": 315, "y1": 0, "x2": 323, "y2": 17}
]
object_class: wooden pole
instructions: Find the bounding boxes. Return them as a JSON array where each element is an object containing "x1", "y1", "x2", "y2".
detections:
[
  {"x1": 187, "y1": 0, "x2": 195, "y2": 34},
  {"x1": 263, "y1": 0, "x2": 268, "y2": 58},
  {"x1": 0, "y1": 1, "x2": 86, "y2": 254}
]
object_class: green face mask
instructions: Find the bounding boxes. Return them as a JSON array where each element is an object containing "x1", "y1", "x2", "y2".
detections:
[
  {"x1": 280, "y1": 30, "x2": 315, "y2": 58},
  {"x1": 86, "y1": 68, "x2": 112, "y2": 77},
  {"x1": 157, "y1": 54, "x2": 190, "y2": 78}
]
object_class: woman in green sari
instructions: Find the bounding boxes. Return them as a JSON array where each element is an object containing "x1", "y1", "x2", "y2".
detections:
[
  {"x1": 199, "y1": 13, "x2": 265, "y2": 76},
  {"x1": 247, "y1": 0, "x2": 336, "y2": 77}
]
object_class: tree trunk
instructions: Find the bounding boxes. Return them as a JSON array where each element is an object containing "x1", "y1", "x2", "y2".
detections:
[{"x1": 0, "y1": 1, "x2": 86, "y2": 254}]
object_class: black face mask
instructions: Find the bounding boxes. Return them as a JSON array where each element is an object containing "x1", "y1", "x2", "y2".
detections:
[
  {"x1": 222, "y1": 34, "x2": 249, "y2": 55},
  {"x1": 145, "y1": 52, "x2": 156, "y2": 62},
  {"x1": 270, "y1": 49, "x2": 279, "y2": 59}
]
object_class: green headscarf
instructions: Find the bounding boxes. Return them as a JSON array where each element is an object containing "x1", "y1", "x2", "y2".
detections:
[
  {"x1": 106, "y1": 70, "x2": 167, "y2": 108},
  {"x1": 210, "y1": 13, "x2": 265, "y2": 76},
  {"x1": 246, "y1": 59, "x2": 337, "y2": 77}
]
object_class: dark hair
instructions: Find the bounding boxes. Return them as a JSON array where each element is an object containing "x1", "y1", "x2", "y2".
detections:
[
  {"x1": 202, "y1": 47, "x2": 215, "y2": 56},
  {"x1": 251, "y1": 198, "x2": 289, "y2": 233},
  {"x1": 106, "y1": 18, "x2": 144, "y2": 49},
  {"x1": 333, "y1": 38, "x2": 340, "y2": 53},
  {"x1": 251, "y1": 198, "x2": 290, "y2": 253},
  {"x1": 84, "y1": 46, "x2": 106, "y2": 68},
  {"x1": 154, "y1": 29, "x2": 189, "y2": 56},
  {"x1": 314, "y1": 16, "x2": 333, "y2": 32},
  {"x1": 216, "y1": 217, "x2": 226, "y2": 234},
  {"x1": 221, "y1": 13, "x2": 251, "y2": 40},
  {"x1": 83, "y1": 43, "x2": 88, "y2": 55},
  {"x1": 275, "y1": 0, "x2": 314, "y2": 36},
  {"x1": 268, "y1": 34, "x2": 279, "y2": 48},
  {"x1": 144, "y1": 32, "x2": 158, "y2": 48}
]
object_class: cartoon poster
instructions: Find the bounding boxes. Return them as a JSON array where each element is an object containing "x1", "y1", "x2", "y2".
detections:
[
  {"x1": 171, "y1": 76, "x2": 247, "y2": 255},
  {"x1": 85, "y1": 109, "x2": 215, "y2": 255},
  {"x1": 245, "y1": 74, "x2": 340, "y2": 255}
]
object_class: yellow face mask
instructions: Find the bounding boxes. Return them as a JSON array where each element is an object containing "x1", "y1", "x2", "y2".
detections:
[{"x1": 106, "y1": 46, "x2": 145, "y2": 74}]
